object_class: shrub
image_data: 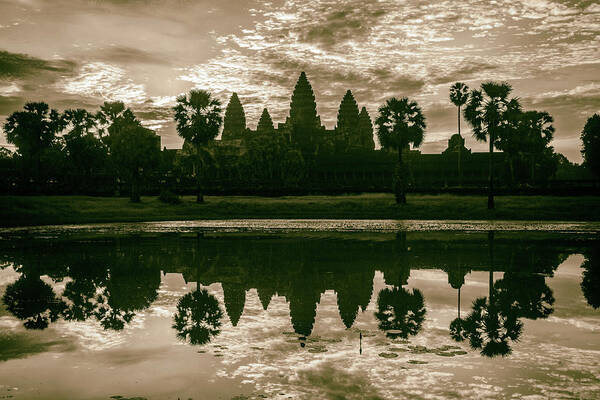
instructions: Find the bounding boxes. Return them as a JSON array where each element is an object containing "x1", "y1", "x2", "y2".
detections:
[{"x1": 159, "y1": 189, "x2": 181, "y2": 204}]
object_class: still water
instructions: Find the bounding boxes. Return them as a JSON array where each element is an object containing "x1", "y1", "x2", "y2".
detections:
[{"x1": 0, "y1": 221, "x2": 598, "y2": 399}]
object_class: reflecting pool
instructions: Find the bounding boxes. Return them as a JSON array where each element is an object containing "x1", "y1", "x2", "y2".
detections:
[{"x1": 0, "y1": 223, "x2": 599, "y2": 399}]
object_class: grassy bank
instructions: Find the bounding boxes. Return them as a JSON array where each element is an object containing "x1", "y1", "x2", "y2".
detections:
[{"x1": 1, "y1": 193, "x2": 599, "y2": 227}]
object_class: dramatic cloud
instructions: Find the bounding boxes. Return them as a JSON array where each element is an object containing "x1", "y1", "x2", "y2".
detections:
[
  {"x1": 0, "y1": 51, "x2": 74, "y2": 79},
  {"x1": 0, "y1": 0, "x2": 599, "y2": 160}
]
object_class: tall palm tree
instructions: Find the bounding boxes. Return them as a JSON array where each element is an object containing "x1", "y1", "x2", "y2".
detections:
[
  {"x1": 375, "y1": 97, "x2": 426, "y2": 204},
  {"x1": 173, "y1": 90, "x2": 222, "y2": 203},
  {"x1": 449, "y1": 82, "x2": 469, "y2": 185},
  {"x1": 464, "y1": 82, "x2": 521, "y2": 209}
]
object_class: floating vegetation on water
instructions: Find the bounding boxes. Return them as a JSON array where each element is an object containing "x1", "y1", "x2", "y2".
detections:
[
  {"x1": 110, "y1": 396, "x2": 148, "y2": 400},
  {"x1": 408, "y1": 345, "x2": 429, "y2": 354},
  {"x1": 388, "y1": 347, "x2": 409, "y2": 352},
  {"x1": 390, "y1": 339, "x2": 410, "y2": 344},
  {"x1": 436, "y1": 350, "x2": 468, "y2": 357},
  {"x1": 307, "y1": 345, "x2": 328, "y2": 353},
  {"x1": 407, "y1": 360, "x2": 428, "y2": 364},
  {"x1": 379, "y1": 352, "x2": 399, "y2": 358}
]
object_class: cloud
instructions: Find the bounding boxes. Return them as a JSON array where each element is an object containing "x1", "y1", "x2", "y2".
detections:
[
  {"x1": 60, "y1": 62, "x2": 147, "y2": 105},
  {"x1": 0, "y1": 95, "x2": 25, "y2": 115},
  {"x1": 432, "y1": 61, "x2": 499, "y2": 85},
  {"x1": 0, "y1": 50, "x2": 75, "y2": 80},
  {"x1": 94, "y1": 46, "x2": 172, "y2": 65}
]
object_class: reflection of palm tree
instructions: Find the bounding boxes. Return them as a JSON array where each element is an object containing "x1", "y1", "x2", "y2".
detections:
[
  {"x1": 2, "y1": 276, "x2": 65, "y2": 330},
  {"x1": 61, "y1": 255, "x2": 160, "y2": 330},
  {"x1": 450, "y1": 231, "x2": 525, "y2": 357},
  {"x1": 446, "y1": 266, "x2": 469, "y2": 321},
  {"x1": 494, "y1": 273, "x2": 555, "y2": 319},
  {"x1": 173, "y1": 288, "x2": 223, "y2": 345},
  {"x1": 488, "y1": 230, "x2": 495, "y2": 299},
  {"x1": 374, "y1": 287, "x2": 426, "y2": 339},
  {"x1": 61, "y1": 279, "x2": 98, "y2": 322},
  {"x1": 451, "y1": 297, "x2": 523, "y2": 357}
]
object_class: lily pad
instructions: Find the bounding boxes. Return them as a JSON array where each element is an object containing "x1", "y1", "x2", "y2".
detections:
[{"x1": 307, "y1": 345, "x2": 328, "y2": 353}]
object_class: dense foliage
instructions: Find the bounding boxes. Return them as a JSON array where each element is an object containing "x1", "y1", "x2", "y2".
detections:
[{"x1": 581, "y1": 114, "x2": 600, "y2": 178}]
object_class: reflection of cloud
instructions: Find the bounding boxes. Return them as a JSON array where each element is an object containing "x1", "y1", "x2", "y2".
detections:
[
  {"x1": 293, "y1": 362, "x2": 386, "y2": 400},
  {"x1": 0, "y1": 331, "x2": 73, "y2": 362}
]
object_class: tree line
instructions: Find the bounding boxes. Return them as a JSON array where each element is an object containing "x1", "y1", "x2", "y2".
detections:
[{"x1": 2, "y1": 72, "x2": 599, "y2": 206}]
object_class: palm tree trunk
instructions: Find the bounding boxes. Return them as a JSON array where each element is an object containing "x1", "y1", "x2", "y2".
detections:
[
  {"x1": 130, "y1": 171, "x2": 140, "y2": 203},
  {"x1": 458, "y1": 106, "x2": 462, "y2": 187},
  {"x1": 457, "y1": 106, "x2": 461, "y2": 137},
  {"x1": 488, "y1": 132, "x2": 495, "y2": 210},
  {"x1": 509, "y1": 157, "x2": 515, "y2": 187},
  {"x1": 36, "y1": 149, "x2": 42, "y2": 194},
  {"x1": 530, "y1": 155, "x2": 535, "y2": 186},
  {"x1": 396, "y1": 148, "x2": 406, "y2": 204},
  {"x1": 196, "y1": 145, "x2": 204, "y2": 203}
]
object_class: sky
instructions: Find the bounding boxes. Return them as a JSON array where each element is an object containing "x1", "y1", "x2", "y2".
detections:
[{"x1": 0, "y1": 0, "x2": 599, "y2": 162}]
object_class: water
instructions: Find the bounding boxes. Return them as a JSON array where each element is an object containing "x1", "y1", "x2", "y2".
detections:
[{"x1": 0, "y1": 222, "x2": 598, "y2": 399}]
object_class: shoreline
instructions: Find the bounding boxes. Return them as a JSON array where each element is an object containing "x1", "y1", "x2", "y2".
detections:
[{"x1": 2, "y1": 193, "x2": 600, "y2": 227}]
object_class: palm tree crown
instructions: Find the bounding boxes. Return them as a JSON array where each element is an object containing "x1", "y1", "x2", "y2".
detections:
[
  {"x1": 375, "y1": 97, "x2": 426, "y2": 151},
  {"x1": 449, "y1": 82, "x2": 469, "y2": 108},
  {"x1": 173, "y1": 89, "x2": 222, "y2": 146}
]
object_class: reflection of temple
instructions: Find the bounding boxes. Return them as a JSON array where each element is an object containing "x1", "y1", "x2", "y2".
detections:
[{"x1": 0, "y1": 232, "x2": 583, "y2": 335}]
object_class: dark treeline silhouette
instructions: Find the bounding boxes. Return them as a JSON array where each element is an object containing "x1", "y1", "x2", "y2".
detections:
[
  {"x1": 1, "y1": 74, "x2": 598, "y2": 204},
  {"x1": 2, "y1": 232, "x2": 595, "y2": 355}
]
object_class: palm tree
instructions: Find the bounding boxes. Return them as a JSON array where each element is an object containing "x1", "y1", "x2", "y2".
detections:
[
  {"x1": 464, "y1": 82, "x2": 521, "y2": 209},
  {"x1": 449, "y1": 82, "x2": 469, "y2": 185},
  {"x1": 173, "y1": 90, "x2": 222, "y2": 203},
  {"x1": 453, "y1": 296, "x2": 523, "y2": 357},
  {"x1": 375, "y1": 97, "x2": 426, "y2": 204}
]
